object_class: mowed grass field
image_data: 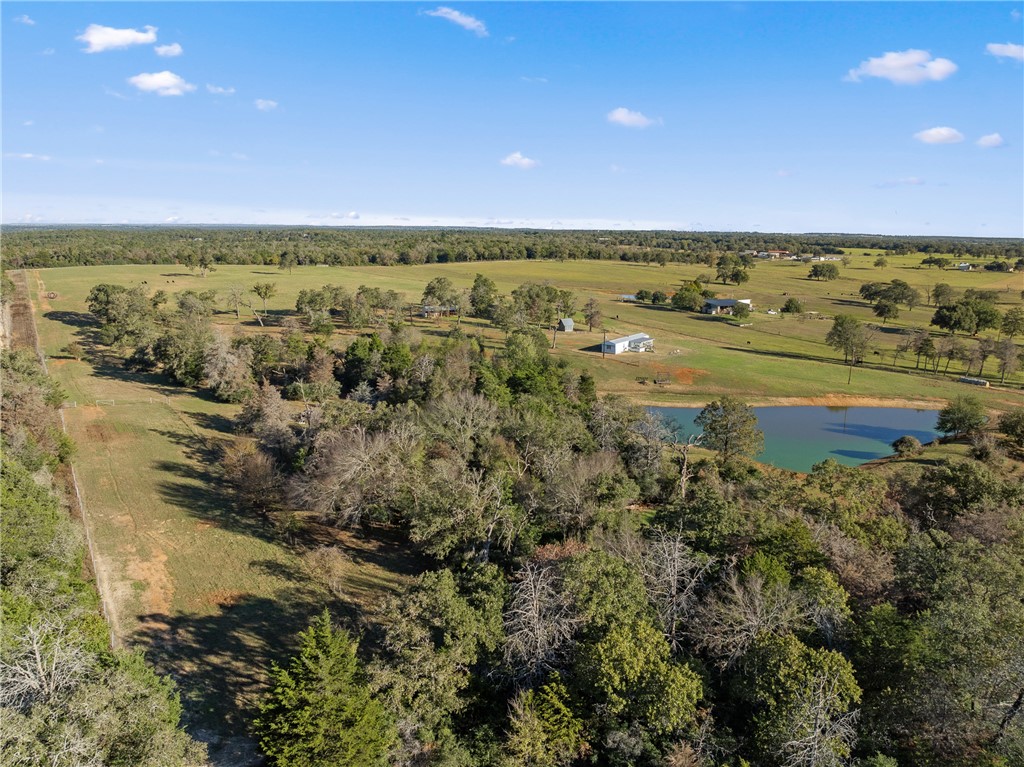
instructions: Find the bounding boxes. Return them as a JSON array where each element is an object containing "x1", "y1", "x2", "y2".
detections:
[{"x1": 34, "y1": 252, "x2": 1024, "y2": 407}]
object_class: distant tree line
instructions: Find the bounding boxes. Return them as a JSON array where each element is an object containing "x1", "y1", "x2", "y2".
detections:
[{"x1": 2, "y1": 226, "x2": 1021, "y2": 270}]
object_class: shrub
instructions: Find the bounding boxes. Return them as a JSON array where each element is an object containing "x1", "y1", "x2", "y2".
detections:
[{"x1": 891, "y1": 435, "x2": 923, "y2": 457}]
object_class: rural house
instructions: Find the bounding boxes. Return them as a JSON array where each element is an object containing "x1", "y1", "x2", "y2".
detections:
[
  {"x1": 557, "y1": 318, "x2": 574, "y2": 332},
  {"x1": 602, "y1": 332, "x2": 654, "y2": 354},
  {"x1": 703, "y1": 298, "x2": 753, "y2": 315}
]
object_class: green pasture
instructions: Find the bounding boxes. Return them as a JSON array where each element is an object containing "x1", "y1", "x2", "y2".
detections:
[{"x1": 34, "y1": 255, "x2": 1024, "y2": 406}]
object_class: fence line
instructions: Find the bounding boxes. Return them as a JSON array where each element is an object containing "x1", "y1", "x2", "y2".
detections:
[{"x1": 23, "y1": 272, "x2": 121, "y2": 650}]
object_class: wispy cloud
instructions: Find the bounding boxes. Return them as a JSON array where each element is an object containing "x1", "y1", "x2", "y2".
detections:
[
  {"x1": 914, "y1": 126, "x2": 964, "y2": 144},
  {"x1": 78, "y1": 24, "x2": 157, "y2": 53},
  {"x1": 607, "y1": 107, "x2": 659, "y2": 128},
  {"x1": 876, "y1": 177, "x2": 926, "y2": 188},
  {"x1": 154, "y1": 43, "x2": 183, "y2": 57},
  {"x1": 5, "y1": 152, "x2": 51, "y2": 161},
  {"x1": 206, "y1": 84, "x2": 235, "y2": 95},
  {"x1": 254, "y1": 99, "x2": 278, "y2": 111},
  {"x1": 424, "y1": 7, "x2": 488, "y2": 37},
  {"x1": 977, "y1": 133, "x2": 1005, "y2": 149},
  {"x1": 520, "y1": 76, "x2": 548, "y2": 84},
  {"x1": 845, "y1": 49, "x2": 957, "y2": 84},
  {"x1": 13, "y1": 14, "x2": 35, "y2": 25},
  {"x1": 1012, "y1": 9, "x2": 1022, "y2": 21},
  {"x1": 40, "y1": 48, "x2": 55, "y2": 56},
  {"x1": 23, "y1": 120, "x2": 34, "y2": 127},
  {"x1": 986, "y1": 42, "x2": 1024, "y2": 62},
  {"x1": 500, "y1": 151, "x2": 538, "y2": 169},
  {"x1": 127, "y1": 71, "x2": 196, "y2": 97}
]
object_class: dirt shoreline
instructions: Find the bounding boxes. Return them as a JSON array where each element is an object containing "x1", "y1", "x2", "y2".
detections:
[{"x1": 627, "y1": 394, "x2": 949, "y2": 409}]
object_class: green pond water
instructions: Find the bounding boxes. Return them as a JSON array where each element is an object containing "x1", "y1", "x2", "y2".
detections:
[{"x1": 650, "y1": 406, "x2": 941, "y2": 473}]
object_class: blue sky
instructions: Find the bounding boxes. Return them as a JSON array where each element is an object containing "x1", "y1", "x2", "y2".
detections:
[{"x1": 3, "y1": 2, "x2": 1022, "y2": 236}]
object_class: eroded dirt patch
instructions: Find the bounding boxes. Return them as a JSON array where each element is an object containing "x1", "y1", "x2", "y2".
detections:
[
  {"x1": 126, "y1": 547, "x2": 173, "y2": 616},
  {"x1": 672, "y1": 367, "x2": 709, "y2": 385}
]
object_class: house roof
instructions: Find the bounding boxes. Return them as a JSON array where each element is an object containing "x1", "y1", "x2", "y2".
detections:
[
  {"x1": 607, "y1": 332, "x2": 651, "y2": 344},
  {"x1": 704, "y1": 298, "x2": 750, "y2": 307}
]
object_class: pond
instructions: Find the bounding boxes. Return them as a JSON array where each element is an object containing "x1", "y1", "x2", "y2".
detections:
[{"x1": 650, "y1": 406, "x2": 942, "y2": 473}]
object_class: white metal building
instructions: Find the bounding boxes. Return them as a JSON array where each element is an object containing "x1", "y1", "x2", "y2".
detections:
[{"x1": 602, "y1": 332, "x2": 654, "y2": 354}]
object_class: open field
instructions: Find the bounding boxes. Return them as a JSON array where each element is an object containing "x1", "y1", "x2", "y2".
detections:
[{"x1": 34, "y1": 255, "x2": 1024, "y2": 408}]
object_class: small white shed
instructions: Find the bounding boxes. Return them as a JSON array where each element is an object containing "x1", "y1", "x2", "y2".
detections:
[{"x1": 602, "y1": 332, "x2": 654, "y2": 354}]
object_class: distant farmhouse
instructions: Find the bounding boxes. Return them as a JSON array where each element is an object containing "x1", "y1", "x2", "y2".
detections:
[
  {"x1": 421, "y1": 304, "x2": 459, "y2": 317},
  {"x1": 957, "y1": 262, "x2": 973, "y2": 271},
  {"x1": 703, "y1": 298, "x2": 752, "y2": 315},
  {"x1": 602, "y1": 332, "x2": 654, "y2": 355},
  {"x1": 557, "y1": 318, "x2": 574, "y2": 332},
  {"x1": 756, "y1": 250, "x2": 792, "y2": 260}
]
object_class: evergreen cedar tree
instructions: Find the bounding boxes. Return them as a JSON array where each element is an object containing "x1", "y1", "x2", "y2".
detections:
[{"x1": 254, "y1": 610, "x2": 395, "y2": 766}]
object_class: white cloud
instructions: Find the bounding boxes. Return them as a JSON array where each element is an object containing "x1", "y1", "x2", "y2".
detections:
[
  {"x1": 154, "y1": 43, "x2": 183, "y2": 57},
  {"x1": 254, "y1": 99, "x2": 278, "y2": 111},
  {"x1": 5, "y1": 153, "x2": 51, "y2": 161},
  {"x1": 845, "y1": 49, "x2": 957, "y2": 84},
  {"x1": 977, "y1": 133, "x2": 1005, "y2": 148},
  {"x1": 127, "y1": 71, "x2": 196, "y2": 97},
  {"x1": 77, "y1": 24, "x2": 157, "y2": 53},
  {"x1": 986, "y1": 42, "x2": 1024, "y2": 61},
  {"x1": 14, "y1": 14, "x2": 35, "y2": 25},
  {"x1": 914, "y1": 126, "x2": 964, "y2": 144},
  {"x1": 500, "y1": 151, "x2": 538, "y2": 169},
  {"x1": 607, "y1": 107, "x2": 659, "y2": 128},
  {"x1": 23, "y1": 120, "x2": 34, "y2": 127},
  {"x1": 424, "y1": 7, "x2": 488, "y2": 37},
  {"x1": 165, "y1": 216, "x2": 181, "y2": 223},
  {"x1": 207, "y1": 84, "x2": 235, "y2": 95}
]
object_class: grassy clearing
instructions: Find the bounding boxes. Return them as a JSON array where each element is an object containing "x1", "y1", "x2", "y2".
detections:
[{"x1": 29, "y1": 270, "x2": 419, "y2": 736}]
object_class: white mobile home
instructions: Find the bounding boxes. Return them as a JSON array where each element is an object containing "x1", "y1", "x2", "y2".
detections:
[{"x1": 602, "y1": 332, "x2": 654, "y2": 354}]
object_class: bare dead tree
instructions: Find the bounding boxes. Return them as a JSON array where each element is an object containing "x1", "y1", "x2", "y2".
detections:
[
  {"x1": 0, "y1": 618, "x2": 94, "y2": 710},
  {"x1": 503, "y1": 562, "x2": 579, "y2": 686},
  {"x1": 779, "y1": 675, "x2": 860, "y2": 767},
  {"x1": 695, "y1": 571, "x2": 808, "y2": 669},
  {"x1": 289, "y1": 422, "x2": 420, "y2": 527},
  {"x1": 421, "y1": 391, "x2": 499, "y2": 458},
  {"x1": 638, "y1": 531, "x2": 717, "y2": 653}
]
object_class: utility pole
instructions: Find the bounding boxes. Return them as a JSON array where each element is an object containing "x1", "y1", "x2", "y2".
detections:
[{"x1": 602, "y1": 329, "x2": 607, "y2": 359}]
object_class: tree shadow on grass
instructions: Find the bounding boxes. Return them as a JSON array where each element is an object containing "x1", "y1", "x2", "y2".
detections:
[
  {"x1": 190, "y1": 410, "x2": 238, "y2": 436},
  {"x1": 43, "y1": 309, "x2": 95, "y2": 328},
  {"x1": 135, "y1": 585, "x2": 325, "y2": 735}
]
